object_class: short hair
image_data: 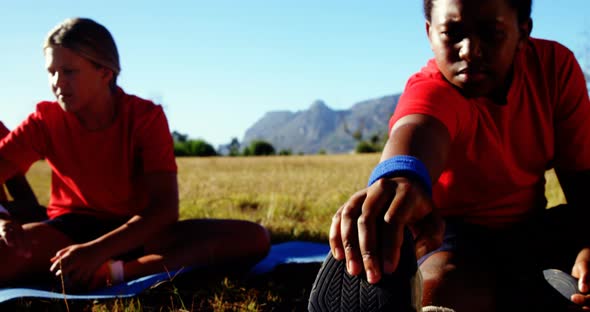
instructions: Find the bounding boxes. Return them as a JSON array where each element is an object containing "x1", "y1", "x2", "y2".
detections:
[
  {"x1": 423, "y1": 0, "x2": 532, "y2": 24},
  {"x1": 44, "y1": 18, "x2": 120, "y2": 90}
]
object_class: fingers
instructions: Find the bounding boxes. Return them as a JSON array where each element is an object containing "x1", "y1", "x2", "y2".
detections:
[
  {"x1": 49, "y1": 247, "x2": 91, "y2": 286},
  {"x1": 380, "y1": 179, "x2": 411, "y2": 275},
  {"x1": 573, "y1": 248, "x2": 590, "y2": 294},
  {"x1": 340, "y1": 192, "x2": 364, "y2": 276},
  {"x1": 570, "y1": 293, "x2": 590, "y2": 309},
  {"x1": 359, "y1": 181, "x2": 397, "y2": 283},
  {"x1": 329, "y1": 206, "x2": 345, "y2": 260},
  {"x1": 331, "y1": 176, "x2": 433, "y2": 284}
]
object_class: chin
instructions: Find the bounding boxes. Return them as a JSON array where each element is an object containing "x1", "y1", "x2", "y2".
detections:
[{"x1": 58, "y1": 101, "x2": 78, "y2": 113}]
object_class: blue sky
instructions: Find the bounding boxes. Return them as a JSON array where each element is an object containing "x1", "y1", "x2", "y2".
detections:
[{"x1": 1, "y1": 1, "x2": 588, "y2": 147}]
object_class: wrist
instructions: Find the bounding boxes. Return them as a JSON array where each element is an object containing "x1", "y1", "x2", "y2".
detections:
[{"x1": 367, "y1": 155, "x2": 432, "y2": 194}]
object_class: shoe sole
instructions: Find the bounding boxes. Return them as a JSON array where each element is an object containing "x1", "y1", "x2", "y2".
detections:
[
  {"x1": 308, "y1": 229, "x2": 419, "y2": 312},
  {"x1": 543, "y1": 269, "x2": 580, "y2": 300}
]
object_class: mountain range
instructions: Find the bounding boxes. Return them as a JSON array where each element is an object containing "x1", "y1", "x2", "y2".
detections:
[{"x1": 242, "y1": 94, "x2": 401, "y2": 154}]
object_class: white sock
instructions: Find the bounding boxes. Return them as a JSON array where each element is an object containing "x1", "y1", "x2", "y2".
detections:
[{"x1": 107, "y1": 260, "x2": 125, "y2": 284}]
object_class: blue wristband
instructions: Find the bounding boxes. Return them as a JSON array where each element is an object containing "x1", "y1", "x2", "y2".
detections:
[{"x1": 367, "y1": 155, "x2": 432, "y2": 195}]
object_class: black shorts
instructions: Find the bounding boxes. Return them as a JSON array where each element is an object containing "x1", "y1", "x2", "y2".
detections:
[
  {"x1": 45, "y1": 213, "x2": 145, "y2": 261},
  {"x1": 416, "y1": 204, "x2": 587, "y2": 311},
  {"x1": 417, "y1": 204, "x2": 585, "y2": 270}
]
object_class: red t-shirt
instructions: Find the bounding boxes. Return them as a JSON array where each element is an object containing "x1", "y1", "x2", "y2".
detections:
[
  {"x1": 0, "y1": 122, "x2": 9, "y2": 202},
  {"x1": 0, "y1": 88, "x2": 177, "y2": 219},
  {"x1": 389, "y1": 38, "x2": 590, "y2": 227}
]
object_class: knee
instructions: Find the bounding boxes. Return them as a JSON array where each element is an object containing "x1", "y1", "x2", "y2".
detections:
[
  {"x1": 420, "y1": 255, "x2": 457, "y2": 295},
  {"x1": 419, "y1": 252, "x2": 498, "y2": 311},
  {"x1": 249, "y1": 222, "x2": 271, "y2": 258}
]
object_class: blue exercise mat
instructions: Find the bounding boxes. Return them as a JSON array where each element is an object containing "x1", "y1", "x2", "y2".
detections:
[{"x1": 0, "y1": 241, "x2": 330, "y2": 302}]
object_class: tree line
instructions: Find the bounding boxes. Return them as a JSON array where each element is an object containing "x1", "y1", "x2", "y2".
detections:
[{"x1": 171, "y1": 130, "x2": 388, "y2": 157}]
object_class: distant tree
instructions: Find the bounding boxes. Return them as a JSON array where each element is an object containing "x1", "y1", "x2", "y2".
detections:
[
  {"x1": 171, "y1": 130, "x2": 188, "y2": 143},
  {"x1": 173, "y1": 141, "x2": 189, "y2": 156},
  {"x1": 343, "y1": 118, "x2": 385, "y2": 153},
  {"x1": 174, "y1": 139, "x2": 217, "y2": 157},
  {"x1": 318, "y1": 149, "x2": 327, "y2": 155},
  {"x1": 355, "y1": 132, "x2": 387, "y2": 154},
  {"x1": 278, "y1": 148, "x2": 293, "y2": 156},
  {"x1": 243, "y1": 140, "x2": 276, "y2": 156},
  {"x1": 228, "y1": 137, "x2": 241, "y2": 157},
  {"x1": 343, "y1": 119, "x2": 365, "y2": 142},
  {"x1": 355, "y1": 141, "x2": 379, "y2": 153}
]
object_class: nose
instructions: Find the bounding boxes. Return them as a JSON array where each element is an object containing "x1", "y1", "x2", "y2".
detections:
[
  {"x1": 458, "y1": 37, "x2": 482, "y2": 62},
  {"x1": 50, "y1": 71, "x2": 66, "y2": 89}
]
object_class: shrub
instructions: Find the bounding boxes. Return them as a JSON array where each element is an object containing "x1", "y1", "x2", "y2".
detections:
[{"x1": 244, "y1": 140, "x2": 276, "y2": 156}]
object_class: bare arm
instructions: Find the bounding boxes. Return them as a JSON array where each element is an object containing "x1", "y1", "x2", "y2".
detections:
[
  {"x1": 330, "y1": 113, "x2": 451, "y2": 283},
  {"x1": 50, "y1": 172, "x2": 179, "y2": 282},
  {"x1": 381, "y1": 114, "x2": 451, "y2": 180},
  {"x1": 5, "y1": 175, "x2": 39, "y2": 206},
  {"x1": 88, "y1": 171, "x2": 179, "y2": 257},
  {"x1": 0, "y1": 156, "x2": 21, "y2": 189},
  {"x1": 3, "y1": 175, "x2": 46, "y2": 223}
]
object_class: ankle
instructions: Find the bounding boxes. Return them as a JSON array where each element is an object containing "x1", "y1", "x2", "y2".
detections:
[{"x1": 90, "y1": 259, "x2": 125, "y2": 289}]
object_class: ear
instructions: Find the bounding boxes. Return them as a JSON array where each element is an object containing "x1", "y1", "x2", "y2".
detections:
[
  {"x1": 425, "y1": 21, "x2": 434, "y2": 50},
  {"x1": 100, "y1": 67, "x2": 114, "y2": 86},
  {"x1": 517, "y1": 18, "x2": 532, "y2": 50}
]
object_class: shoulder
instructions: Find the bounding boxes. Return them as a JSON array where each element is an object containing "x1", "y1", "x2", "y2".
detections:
[
  {"x1": 35, "y1": 101, "x2": 62, "y2": 114},
  {"x1": 118, "y1": 88, "x2": 166, "y2": 124},
  {"x1": 401, "y1": 59, "x2": 465, "y2": 104},
  {"x1": 117, "y1": 88, "x2": 171, "y2": 136},
  {"x1": 119, "y1": 89, "x2": 163, "y2": 115},
  {"x1": 524, "y1": 37, "x2": 576, "y2": 65}
]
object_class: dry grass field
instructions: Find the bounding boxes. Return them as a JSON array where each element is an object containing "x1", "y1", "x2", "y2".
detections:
[{"x1": 9, "y1": 154, "x2": 566, "y2": 311}]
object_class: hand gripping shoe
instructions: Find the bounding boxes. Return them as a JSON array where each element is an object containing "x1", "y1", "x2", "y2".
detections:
[{"x1": 308, "y1": 228, "x2": 421, "y2": 312}]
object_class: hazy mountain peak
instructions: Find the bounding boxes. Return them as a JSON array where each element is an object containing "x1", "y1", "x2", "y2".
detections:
[
  {"x1": 243, "y1": 94, "x2": 401, "y2": 154},
  {"x1": 310, "y1": 99, "x2": 330, "y2": 111}
]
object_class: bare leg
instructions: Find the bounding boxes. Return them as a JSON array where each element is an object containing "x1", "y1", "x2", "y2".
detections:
[
  {"x1": 0, "y1": 222, "x2": 72, "y2": 285},
  {"x1": 420, "y1": 251, "x2": 498, "y2": 312},
  {"x1": 122, "y1": 219, "x2": 270, "y2": 281}
]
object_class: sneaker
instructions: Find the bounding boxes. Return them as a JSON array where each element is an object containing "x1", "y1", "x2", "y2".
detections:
[{"x1": 308, "y1": 228, "x2": 420, "y2": 312}]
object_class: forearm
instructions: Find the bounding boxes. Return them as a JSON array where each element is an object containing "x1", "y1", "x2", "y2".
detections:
[
  {"x1": 84, "y1": 172, "x2": 179, "y2": 260},
  {"x1": 0, "y1": 156, "x2": 21, "y2": 186},
  {"x1": 380, "y1": 114, "x2": 451, "y2": 183},
  {"x1": 5, "y1": 175, "x2": 39, "y2": 206},
  {"x1": 89, "y1": 206, "x2": 178, "y2": 259}
]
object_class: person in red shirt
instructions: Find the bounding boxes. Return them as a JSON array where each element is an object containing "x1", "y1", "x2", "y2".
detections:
[
  {"x1": 0, "y1": 122, "x2": 45, "y2": 223},
  {"x1": 0, "y1": 17, "x2": 270, "y2": 290},
  {"x1": 310, "y1": 0, "x2": 590, "y2": 311}
]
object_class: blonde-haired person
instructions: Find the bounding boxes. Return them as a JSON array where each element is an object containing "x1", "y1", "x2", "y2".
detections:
[{"x1": 0, "y1": 17, "x2": 270, "y2": 290}]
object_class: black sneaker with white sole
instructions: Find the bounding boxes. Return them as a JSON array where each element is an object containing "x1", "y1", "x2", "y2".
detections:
[{"x1": 308, "y1": 228, "x2": 419, "y2": 312}]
